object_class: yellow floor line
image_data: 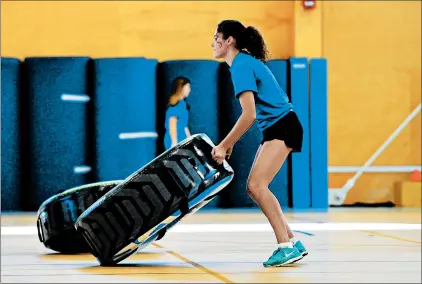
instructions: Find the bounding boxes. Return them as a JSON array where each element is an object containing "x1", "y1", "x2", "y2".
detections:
[
  {"x1": 152, "y1": 243, "x2": 233, "y2": 283},
  {"x1": 361, "y1": 230, "x2": 422, "y2": 244}
]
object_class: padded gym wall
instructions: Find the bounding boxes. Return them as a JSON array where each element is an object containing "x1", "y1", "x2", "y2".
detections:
[
  {"x1": 1, "y1": 58, "x2": 22, "y2": 210},
  {"x1": 218, "y1": 61, "x2": 291, "y2": 208},
  {"x1": 24, "y1": 57, "x2": 92, "y2": 210},
  {"x1": 266, "y1": 60, "x2": 290, "y2": 208},
  {"x1": 218, "y1": 63, "x2": 258, "y2": 208},
  {"x1": 158, "y1": 60, "x2": 221, "y2": 207},
  {"x1": 309, "y1": 58, "x2": 328, "y2": 209},
  {"x1": 289, "y1": 57, "x2": 311, "y2": 209},
  {"x1": 93, "y1": 57, "x2": 158, "y2": 181}
]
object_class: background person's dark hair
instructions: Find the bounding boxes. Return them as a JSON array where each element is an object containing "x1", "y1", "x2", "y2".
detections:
[
  {"x1": 217, "y1": 20, "x2": 269, "y2": 62},
  {"x1": 168, "y1": 76, "x2": 191, "y2": 110},
  {"x1": 170, "y1": 76, "x2": 190, "y2": 96}
]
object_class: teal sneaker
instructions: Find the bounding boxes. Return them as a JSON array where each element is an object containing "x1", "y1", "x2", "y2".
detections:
[
  {"x1": 263, "y1": 247, "x2": 302, "y2": 267},
  {"x1": 294, "y1": 240, "x2": 308, "y2": 257}
]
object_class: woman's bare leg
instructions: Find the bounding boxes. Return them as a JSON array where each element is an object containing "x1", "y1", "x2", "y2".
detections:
[{"x1": 246, "y1": 140, "x2": 294, "y2": 244}]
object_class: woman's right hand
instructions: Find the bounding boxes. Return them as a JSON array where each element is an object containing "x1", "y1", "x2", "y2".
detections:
[
  {"x1": 226, "y1": 147, "x2": 233, "y2": 160},
  {"x1": 211, "y1": 144, "x2": 228, "y2": 165}
]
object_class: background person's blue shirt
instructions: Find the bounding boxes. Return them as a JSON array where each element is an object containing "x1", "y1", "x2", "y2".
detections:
[
  {"x1": 164, "y1": 100, "x2": 189, "y2": 149},
  {"x1": 229, "y1": 52, "x2": 293, "y2": 132}
]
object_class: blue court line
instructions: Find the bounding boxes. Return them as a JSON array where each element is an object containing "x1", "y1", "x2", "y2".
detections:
[{"x1": 292, "y1": 230, "x2": 314, "y2": 236}]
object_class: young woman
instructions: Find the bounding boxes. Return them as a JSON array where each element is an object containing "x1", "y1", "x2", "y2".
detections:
[
  {"x1": 164, "y1": 76, "x2": 192, "y2": 150},
  {"x1": 210, "y1": 20, "x2": 308, "y2": 267}
]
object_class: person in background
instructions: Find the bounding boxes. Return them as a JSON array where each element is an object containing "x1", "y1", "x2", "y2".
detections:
[
  {"x1": 210, "y1": 20, "x2": 307, "y2": 267},
  {"x1": 164, "y1": 76, "x2": 192, "y2": 150}
]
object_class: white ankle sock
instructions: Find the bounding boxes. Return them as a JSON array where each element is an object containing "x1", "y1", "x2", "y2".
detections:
[
  {"x1": 278, "y1": 242, "x2": 293, "y2": 249},
  {"x1": 290, "y1": 237, "x2": 297, "y2": 244}
]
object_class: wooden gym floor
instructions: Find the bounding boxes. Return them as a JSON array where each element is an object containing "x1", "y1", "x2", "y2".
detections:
[{"x1": 1, "y1": 208, "x2": 421, "y2": 283}]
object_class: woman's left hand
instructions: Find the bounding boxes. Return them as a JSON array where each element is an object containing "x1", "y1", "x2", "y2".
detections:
[{"x1": 211, "y1": 144, "x2": 227, "y2": 165}]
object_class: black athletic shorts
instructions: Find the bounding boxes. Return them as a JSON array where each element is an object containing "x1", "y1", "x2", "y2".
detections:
[{"x1": 260, "y1": 111, "x2": 303, "y2": 152}]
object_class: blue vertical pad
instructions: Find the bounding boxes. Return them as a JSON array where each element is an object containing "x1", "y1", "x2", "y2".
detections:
[
  {"x1": 289, "y1": 57, "x2": 311, "y2": 209},
  {"x1": 24, "y1": 57, "x2": 91, "y2": 209},
  {"x1": 218, "y1": 63, "x2": 261, "y2": 208},
  {"x1": 93, "y1": 58, "x2": 158, "y2": 181},
  {"x1": 265, "y1": 60, "x2": 290, "y2": 208},
  {"x1": 1, "y1": 58, "x2": 22, "y2": 210},
  {"x1": 309, "y1": 58, "x2": 328, "y2": 209},
  {"x1": 158, "y1": 60, "x2": 220, "y2": 207}
]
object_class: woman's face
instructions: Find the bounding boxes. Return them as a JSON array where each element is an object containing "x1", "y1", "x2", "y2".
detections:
[
  {"x1": 211, "y1": 28, "x2": 229, "y2": 59},
  {"x1": 182, "y1": 83, "x2": 191, "y2": 98}
]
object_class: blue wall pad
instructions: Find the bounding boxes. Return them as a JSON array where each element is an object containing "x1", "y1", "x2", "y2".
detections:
[
  {"x1": 309, "y1": 58, "x2": 328, "y2": 209},
  {"x1": 93, "y1": 57, "x2": 158, "y2": 181},
  {"x1": 218, "y1": 63, "x2": 260, "y2": 208},
  {"x1": 24, "y1": 57, "x2": 92, "y2": 209},
  {"x1": 264, "y1": 60, "x2": 290, "y2": 208},
  {"x1": 1, "y1": 58, "x2": 22, "y2": 210},
  {"x1": 158, "y1": 60, "x2": 221, "y2": 208},
  {"x1": 289, "y1": 57, "x2": 311, "y2": 209}
]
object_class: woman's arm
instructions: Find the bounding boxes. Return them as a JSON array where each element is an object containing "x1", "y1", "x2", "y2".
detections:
[
  {"x1": 212, "y1": 91, "x2": 256, "y2": 164},
  {"x1": 169, "y1": 116, "x2": 178, "y2": 146},
  {"x1": 219, "y1": 91, "x2": 256, "y2": 149}
]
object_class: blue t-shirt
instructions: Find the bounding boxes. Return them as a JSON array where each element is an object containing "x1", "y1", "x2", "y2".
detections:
[
  {"x1": 230, "y1": 52, "x2": 293, "y2": 132},
  {"x1": 164, "y1": 100, "x2": 189, "y2": 149}
]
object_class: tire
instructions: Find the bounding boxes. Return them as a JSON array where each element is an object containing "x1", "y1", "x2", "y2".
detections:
[
  {"x1": 37, "y1": 180, "x2": 123, "y2": 254},
  {"x1": 74, "y1": 133, "x2": 234, "y2": 265}
]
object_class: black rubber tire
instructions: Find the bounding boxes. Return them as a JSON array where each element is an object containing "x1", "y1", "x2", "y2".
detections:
[
  {"x1": 75, "y1": 133, "x2": 234, "y2": 265},
  {"x1": 37, "y1": 180, "x2": 122, "y2": 254}
]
